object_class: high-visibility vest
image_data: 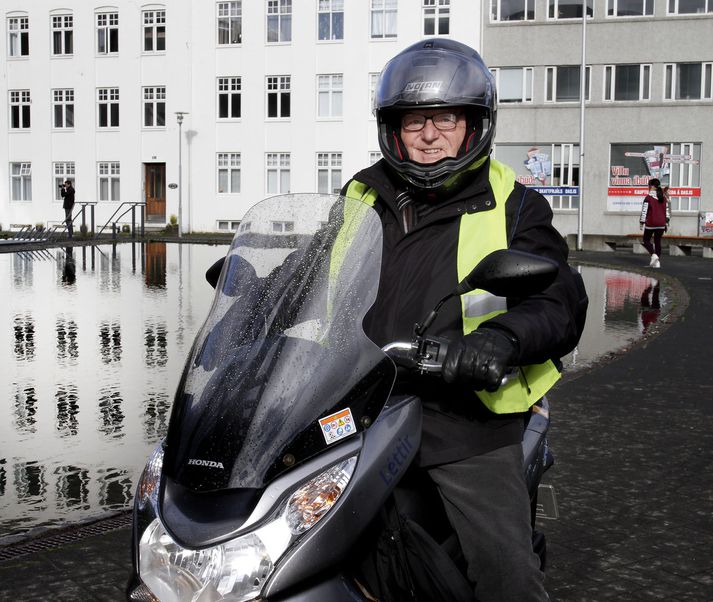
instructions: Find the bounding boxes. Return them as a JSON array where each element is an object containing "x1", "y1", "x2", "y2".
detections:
[{"x1": 345, "y1": 159, "x2": 561, "y2": 414}]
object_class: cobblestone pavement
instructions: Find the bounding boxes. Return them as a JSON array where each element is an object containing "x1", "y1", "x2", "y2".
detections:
[{"x1": 1, "y1": 249, "x2": 712, "y2": 601}]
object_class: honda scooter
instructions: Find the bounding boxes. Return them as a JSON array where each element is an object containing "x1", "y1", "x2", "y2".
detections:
[{"x1": 127, "y1": 193, "x2": 559, "y2": 602}]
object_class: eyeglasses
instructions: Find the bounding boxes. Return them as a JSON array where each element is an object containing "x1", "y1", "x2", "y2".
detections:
[{"x1": 401, "y1": 112, "x2": 460, "y2": 132}]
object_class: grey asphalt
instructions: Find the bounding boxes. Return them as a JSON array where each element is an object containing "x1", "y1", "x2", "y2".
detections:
[{"x1": 1, "y1": 249, "x2": 712, "y2": 601}]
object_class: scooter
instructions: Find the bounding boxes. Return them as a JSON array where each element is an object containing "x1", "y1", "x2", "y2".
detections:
[{"x1": 127, "y1": 193, "x2": 559, "y2": 602}]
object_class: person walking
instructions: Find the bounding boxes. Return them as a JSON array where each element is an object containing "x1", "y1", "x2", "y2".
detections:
[
  {"x1": 639, "y1": 178, "x2": 670, "y2": 268},
  {"x1": 60, "y1": 179, "x2": 76, "y2": 239},
  {"x1": 342, "y1": 39, "x2": 585, "y2": 601}
]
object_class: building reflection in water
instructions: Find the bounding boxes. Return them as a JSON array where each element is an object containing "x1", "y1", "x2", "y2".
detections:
[
  {"x1": 145, "y1": 322, "x2": 168, "y2": 368},
  {"x1": 143, "y1": 391, "x2": 171, "y2": 442},
  {"x1": 61, "y1": 247, "x2": 76, "y2": 285},
  {"x1": 15, "y1": 462, "x2": 47, "y2": 506},
  {"x1": 56, "y1": 318, "x2": 79, "y2": 362},
  {"x1": 98, "y1": 387, "x2": 125, "y2": 439},
  {"x1": 14, "y1": 384, "x2": 38, "y2": 434},
  {"x1": 54, "y1": 465, "x2": 90, "y2": 511},
  {"x1": 145, "y1": 242, "x2": 167, "y2": 288},
  {"x1": 13, "y1": 314, "x2": 35, "y2": 360},
  {"x1": 97, "y1": 468, "x2": 133, "y2": 510},
  {"x1": 99, "y1": 321, "x2": 122, "y2": 364},
  {"x1": 56, "y1": 384, "x2": 80, "y2": 437},
  {"x1": 604, "y1": 270, "x2": 665, "y2": 334}
]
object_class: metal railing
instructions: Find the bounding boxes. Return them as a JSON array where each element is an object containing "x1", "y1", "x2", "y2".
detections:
[{"x1": 94, "y1": 202, "x2": 146, "y2": 240}]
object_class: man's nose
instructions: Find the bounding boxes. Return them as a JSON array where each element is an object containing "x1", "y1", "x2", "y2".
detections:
[{"x1": 420, "y1": 118, "x2": 441, "y2": 140}]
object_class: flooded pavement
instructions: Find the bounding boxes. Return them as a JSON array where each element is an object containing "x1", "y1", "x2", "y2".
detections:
[{"x1": 1, "y1": 244, "x2": 670, "y2": 545}]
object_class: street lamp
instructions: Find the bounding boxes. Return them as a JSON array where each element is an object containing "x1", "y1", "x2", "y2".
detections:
[{"x1": 175, "y1": 111, "x2": 189, "y2": 238}]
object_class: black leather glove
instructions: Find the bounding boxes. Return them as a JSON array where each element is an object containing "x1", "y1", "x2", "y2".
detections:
[{"x1": 442, "y1": 327, "x2": 520, "y2": 392}]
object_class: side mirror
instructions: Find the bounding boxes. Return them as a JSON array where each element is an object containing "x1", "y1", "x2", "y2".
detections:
[
  {"x1": 415, "y1": 249, "x2": 559, "y2": 336},
  {"x1": 454, "y1": 249, "x2": 559, "y2": 298}
]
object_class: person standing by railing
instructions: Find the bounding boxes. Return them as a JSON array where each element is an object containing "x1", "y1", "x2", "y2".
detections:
[{"x1": 60, "y1": 179, "x2": 76, "y2": 239}]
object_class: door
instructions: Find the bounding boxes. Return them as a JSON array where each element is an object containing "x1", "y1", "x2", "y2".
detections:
[{"x1": 145, "y1": 163, "x2": 166, "y2": 220}]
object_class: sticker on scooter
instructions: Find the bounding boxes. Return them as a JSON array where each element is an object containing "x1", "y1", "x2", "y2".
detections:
[{"x1": 318, "y1": 408, "x2": 356, "y2": 445}]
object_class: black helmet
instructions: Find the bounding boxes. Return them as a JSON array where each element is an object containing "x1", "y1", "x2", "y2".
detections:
[{"x1": 374, "y1": 39, "x2": 497, "y2": 195}]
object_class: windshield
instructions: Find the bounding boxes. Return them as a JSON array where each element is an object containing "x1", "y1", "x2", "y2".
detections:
[{"x1": 163, "y1": 194, "x2": 395, "y2": 492}]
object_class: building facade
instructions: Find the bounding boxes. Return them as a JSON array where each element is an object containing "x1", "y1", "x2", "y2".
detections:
[{"x1": 1, "y1": 1, "x2": 711, "y2": 238}]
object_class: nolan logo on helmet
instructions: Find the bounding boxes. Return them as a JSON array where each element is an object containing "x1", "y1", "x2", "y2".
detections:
[{"x1": 404, "y1": 81, "x2": 443, "y2": 93}]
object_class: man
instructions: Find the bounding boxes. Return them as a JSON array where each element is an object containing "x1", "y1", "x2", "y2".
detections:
[
  {"x1": 342, "y1": 39, "x2": 585, "y2": 601},
  {"x1": 61, "y1": 179, "x2": 76, "y2": 238}
]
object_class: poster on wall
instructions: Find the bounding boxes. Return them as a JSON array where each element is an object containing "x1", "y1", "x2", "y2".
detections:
[{"x1": 608, "y1": 143, "x2": 702, "y2": 212}]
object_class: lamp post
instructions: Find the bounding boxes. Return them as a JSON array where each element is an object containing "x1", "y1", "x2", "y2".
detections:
[{"x1": 175, "y1": 111, "x2": 189, "y2": 238}]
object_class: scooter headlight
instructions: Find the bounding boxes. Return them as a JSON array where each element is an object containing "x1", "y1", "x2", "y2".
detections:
[{"x1": 138, "y1": 456, "x2": 357, "y2": 602}]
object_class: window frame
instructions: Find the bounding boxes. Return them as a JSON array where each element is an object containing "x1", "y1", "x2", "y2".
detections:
[
  {"x1": 52, "y1": 89, "x2": 75, "y2": 129},
  {"x1": 271, "y1": 220, "x2": 295, "y2": 233},
  {"x1": 96, "y1": 12, "x2": 119, "y2": 55},
  {"x1": 422, "y1": 0, "x2": 450, "y2": 36},
  {"x1": 664, "y1": 62, "x2": 713, "y2": 100},
  {"x1": 491, "y1": 0, "x2": 535, "y2": 22},
  {"x1": 53, "y1": 162, "x2": 76, "y2": 201},
  {"x1": 318, "y1": 0, "x2": 344, "y2": 41},
  {"x1": 548, "y1": 0, "x2": 593, "y2": 19},
  {"x1": 667, "y1": 0, "x2": 712, "y2": 15},
  {"x1": 607, "y1": 0, "x2": 654, "y2": 17},
  {"x1": 217, "y1": 152, "x2": 241, "y2": 194},
  {"x1": 266, "y1": 152, "x2": 291, "y2": 194},
  {"x1": 9, "y1": 90, "x2": 31, "y2": 130},
  {"x1": 267, "y1": 0, "x2": 292, "y2": 44},
  {"x1": 51, "y1": 14, "x2": 74, "y2": 56},
  {"x1": 143, "y1": 86, "x2": 166, "y2": 128},
  {"x1": 491, "y1": 67, "x2": 534, "y2": 103},
  {"x1": 545, "y1": 65, "x2": 591, "y2": 103},
  {"x1": 266, "y1": 75, "x2": 291, "y2": 119},
  {"x1": 370, "y1": 0, "x2": 397, "y2": 39},
  {"x1": 143, "y1": 9, "x2": 166, "y2": 53},
  {"x1": 97, "y1": 88, "x2": 120, "y2": 128},
  {"x1": 317, "y1": 152, "x2": 342, "y2": 194},
  {"x1": 10, "y1": 162, "x2": 32, "y2": 202},
  {"x1": 603, "y1": 64, "x2": 651, "y2": 102},
  {"x1": 217, "y1": 76, "x2": 242, "y2": 120},
  {"x1": 7, "y1": 16, "x2": 29, "y2": 58},
  {"x1": 317, "y1": 74, "x2": 343, "y2": 119},
  {"x1": 217, "y1": 1, "x2": 242, "y2": 45},
  {"x1": 98, "y1": 161, "x2": 121, "y2": 201}
]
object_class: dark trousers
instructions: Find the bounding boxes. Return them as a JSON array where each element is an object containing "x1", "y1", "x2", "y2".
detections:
[
  {"x1": 642, "y1": 228, "x2": 664, "y2": 256},
  {"x1": 427, "y1": 443, "x2": 548, "y2": 602},
  {"x1": 64, "y1": 206, "x2": 74, "y2": 238}
]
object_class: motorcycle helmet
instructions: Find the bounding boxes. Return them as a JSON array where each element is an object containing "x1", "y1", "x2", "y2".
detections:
[{"x1": 374, "y1": 38, "x2": 497, "y2": 196}]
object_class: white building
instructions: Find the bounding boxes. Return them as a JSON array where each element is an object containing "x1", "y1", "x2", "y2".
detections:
[{"x1": 1, "y1": 1, "x2": 711, "y2": 238}]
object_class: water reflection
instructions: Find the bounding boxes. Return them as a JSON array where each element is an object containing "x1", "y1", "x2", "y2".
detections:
[{"x1": 0, "y1": 249, "x2": 671, "y2": 544}]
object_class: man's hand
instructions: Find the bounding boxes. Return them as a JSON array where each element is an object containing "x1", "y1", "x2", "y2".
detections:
[
  {"x1": 640, "y1": 223, "x2": 644, "y2": 231},
  {"x1": 442, "y1": 327, "x2": 519, "y2": 392}
]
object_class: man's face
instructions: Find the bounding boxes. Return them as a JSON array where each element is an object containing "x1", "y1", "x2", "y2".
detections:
[{"x1": 399, "y1": 108, "x2": 467, "y2": 164}]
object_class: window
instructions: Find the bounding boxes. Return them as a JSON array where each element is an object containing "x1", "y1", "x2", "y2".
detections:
[
  {"x1": 98, "y1": 162, "x2": 120, "y2": 201},
  {"x1": 608, "y1": 0, "x2": 654, "y2": 16},
  {"x1": 371, "y1": 0, "x2": 397, "y2": 38},
  {"x1": 238, "y1": 221, "x2": 251, "y2": 232},
  {"x1": 8, "y1": 16, "x2": 29, "y2": 57},
  {"x1": 491, "y1": 0, "x2": 534, "y2": 21},
  {"x1": 369, "y1": 73, "x2": 380, "y2": 115},
  {"x1": 423, "y1": 0, "x2": 450, "y2": 35},
  {"x1": 54, "y1": 162, "x2": 75, "y2": 201},
  {"x1": 271, "y1": 220, "x2": 294, "y2": 233},
  {"x1": 53, "y1": 89, "x2": 75, "y2": 128},
  {"x1": 98, "y1": 88, "x2": 120, "y2": 127},
  {"x1": 96, "y1": 12, "x2": 119, "y2": 54},
  {"x1": 317, "y1": 152, "x2": 342, "y2": 193},
  {"x1": 665, "y1": 63, "x2": 713, "y2": 100},
  {"x1": 218, "y1": 77, "x2": 241, "y2": 119},
  {"x1": 217, "y1": 1, "x2": 241, "y2": 44},
  {"x1": 548, "y1": 0, "x2": 592, "y2": 18},
  {"x1": 217, "y1": 220, "x2": 241, "y2": 231},
  {"x1": 494, "y1": 144, "x2": 580, "y2": 210},
  {"x1": 10, "y1": 163, "x2": 32, "y2": 201},
  {"x1": 266, "y1": 153, "x2": 290, "y2": 194},
  {"x1": 9, "y1": 90, "x2": 31, "y2": 129},
  {"x1": 317, "y1": 74, "x2": 343, "y2": 118},
  {"x1": 545, "y1": 66, "x2": 590, "y2": 102},
  {"x1": 318, "y1": 0, "x2": 344, "y2": 40},
  {"x1": 143, "y1": 10, "x2": 165, "y2": 52},
  {"x1": 143, "y1": 87, "x2": 166, "y2": 127},
  {"x1": 51, "y1": 14, "x2": 73, "y2": 55},
  {"x1": 267, "y1": 0, "x2": 291, "y2": 43},
  {"x1": 267, "y1": 76, "x2": 291, "y2": 118},
  {"x1": 667, "y1": 0, "x2": 712, "y2": 14},
  {"x1": 604, "y1": 64, "x2": 650, "y2": 101},
  {"x1": 217, "y1": 153, "x2": 241, "y2": 193},
  {"x1": 491, "y1": 67, "x2": 533, "y2": 103},
  {"x1": 369, "y1": 151, "x2": 382, "y2": 165}
]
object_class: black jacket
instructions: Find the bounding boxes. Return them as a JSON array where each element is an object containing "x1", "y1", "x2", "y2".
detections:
[
  {"x1": 61, "y1": 185, "x2": 75, "y2": 210},
  {"x1": 342, "y1": 159, "x2": 584, "y2": 465}
]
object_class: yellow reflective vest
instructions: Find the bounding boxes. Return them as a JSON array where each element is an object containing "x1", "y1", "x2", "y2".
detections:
[{"x1": 345, "y1": 159, "x2": 561, "y2": 414}]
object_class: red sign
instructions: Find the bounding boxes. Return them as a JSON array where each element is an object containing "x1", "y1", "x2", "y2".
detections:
[{"x1": 608, "y1": 187, "x2": 701, "y2": 197}]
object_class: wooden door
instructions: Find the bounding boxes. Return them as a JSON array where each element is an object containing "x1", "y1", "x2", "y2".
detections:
[{"x1": 145, "y1": 163, "x2": 166, "y2": 219}]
